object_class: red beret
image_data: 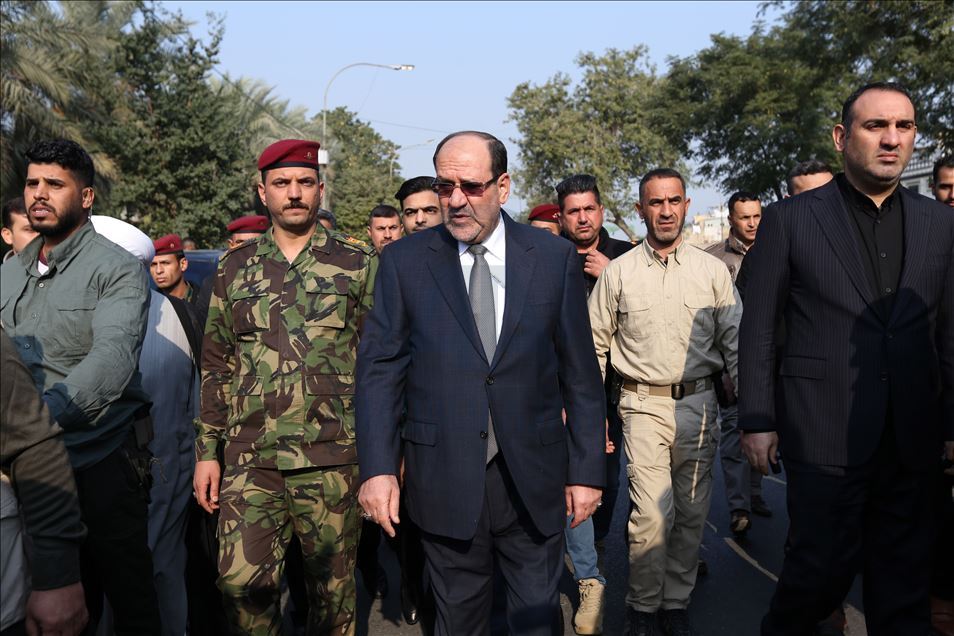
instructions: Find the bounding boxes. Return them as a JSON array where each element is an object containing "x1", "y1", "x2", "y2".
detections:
[
  {"x1": 226, "y1": 215, "x2": 270, "y2": 235},
  {"x1": 153, "y1": 233, "x2": 184, "y2": 256},
  {"x1": 528, "y1": 203, "x2": 560, "y2": 223},
  {"x1": 258, "y1": 139, "x2": 320, "y2": 172}
]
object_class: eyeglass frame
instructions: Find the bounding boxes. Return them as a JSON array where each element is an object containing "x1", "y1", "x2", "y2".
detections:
[{"x1": 430, "y1": 175, "x2": 501, "y2": 199}]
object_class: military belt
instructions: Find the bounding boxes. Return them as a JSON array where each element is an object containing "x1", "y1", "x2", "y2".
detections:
[{"x1": 621, "y1": 377, "x2": 713, "y2": 400}]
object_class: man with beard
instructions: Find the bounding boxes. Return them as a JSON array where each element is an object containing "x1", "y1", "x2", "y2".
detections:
[
  {"x1": 589, "y1": 168, "x2": 741, "y2": 636},
  {"x1": 192, "y1": 139, "x2": 377, "y2": 635},
  {"x1": 0, "y1": 139, "x2": 158, "y2": 634},
  {"x1": 366, "y1": 204, "x2": 403, "y2": 253},
  {"x1": 396, "y1": 176, "x2": 443, "y2": 235},
  {"x1": 933, "y1": 155, "x2": 954, "y2": 209},
  {"x1": 740, "y1": 82, "x2": 954, "y2": 635}
]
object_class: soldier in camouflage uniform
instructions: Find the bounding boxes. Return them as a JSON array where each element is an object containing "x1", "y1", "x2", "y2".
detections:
[{"x1": 192, "y1": 139, "x2": 377, "y2": 636}]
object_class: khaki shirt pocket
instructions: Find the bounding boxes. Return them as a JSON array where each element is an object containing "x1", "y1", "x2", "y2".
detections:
[
  {"x1": 681, "y1": 293, "x2": 715, "y2": 343},
  {"x1": 618, "y1": 293, "x2": 655, "y2": 341}
]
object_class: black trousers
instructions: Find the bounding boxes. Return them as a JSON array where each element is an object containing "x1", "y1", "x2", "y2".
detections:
[
  {"x1": 75, "y1": 444, "x2": 161, "y2": 636},
  {"x1": 420, "y1": 456, "x2": 564, "y2": 636},
  {"x1": 762, "y1": 426, "x2": 934, "y2": 636}
]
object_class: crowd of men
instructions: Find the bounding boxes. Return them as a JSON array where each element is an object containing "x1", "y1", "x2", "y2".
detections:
[{"x1": 0, "y1": 81, "x2": 952, "y2": 636}]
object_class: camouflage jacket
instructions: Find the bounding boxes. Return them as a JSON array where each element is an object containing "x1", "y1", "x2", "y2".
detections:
[{"x1": 195, "y1": 227, "x2": 376, "y2": 470}]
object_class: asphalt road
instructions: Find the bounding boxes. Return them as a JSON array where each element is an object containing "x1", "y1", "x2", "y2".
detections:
[{"x1": 355, "y1": 453, "x2": 869, "y2": 635}]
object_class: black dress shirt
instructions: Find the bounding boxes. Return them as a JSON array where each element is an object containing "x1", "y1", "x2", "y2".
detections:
[{"x1": 835, "y1": 173, "x2": 904, "y2": 317}]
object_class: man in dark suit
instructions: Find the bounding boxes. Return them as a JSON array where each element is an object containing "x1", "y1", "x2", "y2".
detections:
[
  {"x1": 356, "y1": 131, "x2": 606, "y2": 636},
  {"x1": 739, "y1": 82, "x2": 954, "y2": 635}
]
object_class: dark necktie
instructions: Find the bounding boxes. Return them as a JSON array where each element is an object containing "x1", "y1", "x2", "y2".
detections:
[{"x1": 468, "y1": 244, "x2": 498, "y2": 461}]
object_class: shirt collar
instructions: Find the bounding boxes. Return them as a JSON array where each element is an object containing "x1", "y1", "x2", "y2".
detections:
[
  {"x1": 458, "y1": 211, "x2": 505, "y2": 259},
  {"x1": 254, "y1": 224, "x2": 331, "y2": 259},
  {"x1": 639, "y1": 236, "x2": 685, "y2": 267},
  {"x1": 835, "y1": 172, "x2": 900, "y2": 216},
  {"x1": 726, "y1": 232, "x2": 750, "y2": 255},
  {"x1": 21, "y1": 220, "x2": 95, "y2": 275}
]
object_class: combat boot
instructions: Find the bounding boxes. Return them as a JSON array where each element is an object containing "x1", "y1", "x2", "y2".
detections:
[{"x1": 574, "y1": 578, "x2": 605, "y2": 634}]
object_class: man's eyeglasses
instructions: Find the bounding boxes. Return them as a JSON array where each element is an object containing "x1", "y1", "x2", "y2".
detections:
[{"x1": 431, "y1": 176, "x2": 499, "y2": 198}]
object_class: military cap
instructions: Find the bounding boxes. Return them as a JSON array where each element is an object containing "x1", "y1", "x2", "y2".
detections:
[
  {"x1": 258, "y1": 139, "x2": 321, "y2": 172},
  {"x1": 153, "y1": 233, "x2": 184, "y2": 256},
  {"x1": 528, "y1": 203, "x2": 560, "y2": 223},
  {"x1": 227, "y1": 215, "x2": 270, "y2": 235}
]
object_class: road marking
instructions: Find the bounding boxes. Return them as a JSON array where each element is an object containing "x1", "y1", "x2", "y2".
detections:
[
  {"x1": 724, "y1": 537, "x2": 778, "y2": 582},
  {"x1": 724, "y1": 538, "x2": 868, "y2": 635}
]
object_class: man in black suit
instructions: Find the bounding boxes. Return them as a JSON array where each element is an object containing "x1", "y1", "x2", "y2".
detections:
[
  {"x1": 740, "y1": 82, "x2": 954, "y2": 635},
  {"x1": 356, "y1": 131, "x2": 606, "y2": 635}
]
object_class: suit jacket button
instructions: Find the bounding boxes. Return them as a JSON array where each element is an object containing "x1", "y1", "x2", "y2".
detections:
[
  {"x1": 480, "y1": 431, "x2": 488, "y2": 439},
  {"x1": 486, "y1": 376, "x2": 494, "y2": 385}
]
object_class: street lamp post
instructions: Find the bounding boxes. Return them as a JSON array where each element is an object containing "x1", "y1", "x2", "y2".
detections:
[
  {"x1": 320, "y1": 62, "x2": 414, "y2": 210},
  {"x1": 390, "y1": 138, "x2": 435, "y2": 181}
]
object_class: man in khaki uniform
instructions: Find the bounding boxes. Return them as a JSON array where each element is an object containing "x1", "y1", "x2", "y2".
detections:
[{"x1": 589, "y1": 168, "x2": 741, "y2": 636}]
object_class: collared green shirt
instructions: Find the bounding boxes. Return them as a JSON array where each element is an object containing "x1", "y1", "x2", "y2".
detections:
[
  {"x1": 196, "y1": 227, "x2": 376, "y2": 470},
  {"x1": 0, "y1": 222, "x2": 151, "y2": 470}
]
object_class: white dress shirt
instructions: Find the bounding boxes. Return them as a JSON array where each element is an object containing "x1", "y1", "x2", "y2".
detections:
[{"x1": 458, "y1": 213, "x2": 506, "y2": 341}]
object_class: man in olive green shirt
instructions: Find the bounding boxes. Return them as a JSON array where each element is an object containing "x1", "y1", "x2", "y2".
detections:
[
  {"x1": 193, "y1": 139, "x2": 376, "y2": 636},
  {"x1": 588, "y1": 168, "x2": 741, "y2": 636},
  {"x1": 0, "y1": 140, "x2": 159, "y2": 634}
]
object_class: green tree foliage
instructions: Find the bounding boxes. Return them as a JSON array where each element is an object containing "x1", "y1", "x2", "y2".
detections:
[
  {"x1": 2, "y1": 1, "x2": 403, "y2": 247},
  {"x1": 321, "y1": 107, "x2": 402, "y2": 238},
  {"x1": 665, "y1": 0, "x2": 953, "y2": 200},
  {"x1": 90, "y1": 6, "x2": 255, "y2": 247},
  {"x1": 0, "y1": 0, "x2": 135, "y2": 198},
  {"x1": 507, "y1": 47, "x2": 683, "y2": 240}
]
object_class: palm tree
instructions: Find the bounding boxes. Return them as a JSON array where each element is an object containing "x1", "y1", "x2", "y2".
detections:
[{"x1": 0, "y1": 0, "x2": 135, "y2": 198}]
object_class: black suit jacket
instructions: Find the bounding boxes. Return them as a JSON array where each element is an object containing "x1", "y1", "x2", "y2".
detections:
[
  {"x1": 356, "y1": 213, "x2": 606, "y2": 540},
  {"x1": 738, "y1": 180, "x2": 954, "y2": 468}
]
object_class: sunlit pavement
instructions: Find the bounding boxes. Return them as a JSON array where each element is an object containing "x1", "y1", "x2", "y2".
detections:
[{"x1": 356, "y1": 453, "x2": 868, "y2": 635}]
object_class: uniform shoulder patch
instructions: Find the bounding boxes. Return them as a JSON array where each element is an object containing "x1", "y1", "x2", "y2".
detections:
[{"x1": 333, "y1": 232, "x2": 375, "y2": 255}]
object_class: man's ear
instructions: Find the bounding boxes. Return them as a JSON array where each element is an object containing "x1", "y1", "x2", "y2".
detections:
[{"x1": 832, "y1": 123, "x2": 848, "y2": 152}]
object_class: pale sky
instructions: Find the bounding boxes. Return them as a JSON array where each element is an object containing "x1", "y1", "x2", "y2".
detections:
[{"x1": 164, "y1": 0, "x2": 782, "y2": 231}]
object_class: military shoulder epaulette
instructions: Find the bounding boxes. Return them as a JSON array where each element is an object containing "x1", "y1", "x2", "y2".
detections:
[
  {"x1": 220, "y1": 239, "x2": 258, "y2": 262},
  {"x1": 332, "y1": 232, "x2": 375, "y2": 255}
]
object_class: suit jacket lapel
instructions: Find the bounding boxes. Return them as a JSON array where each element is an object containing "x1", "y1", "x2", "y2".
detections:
[
  {"x1": 426, "y1": 226, "x2": 488, "y2": 362},
  {"x1": 887, "y1": 189, "x2": 930, "y2": 327},
  {"x1": 492, "y1": 214, "x2": 535, "y2": 370},
  {"x1": 810, "y1": 183, "x2": 877, "y2": 309}
]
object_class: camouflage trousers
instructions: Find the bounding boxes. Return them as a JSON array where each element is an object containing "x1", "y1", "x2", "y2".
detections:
[{"x1": 217, "y1": 463, "x2": 360, "y2": 636}]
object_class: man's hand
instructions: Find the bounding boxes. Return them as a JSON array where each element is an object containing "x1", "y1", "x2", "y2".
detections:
[
  {"x1": 358, "y1": 475, "x2": 401, "y2": 538},
  {"x1": 604, "y1": 419, "x2": 615, "y2": 454},
  {"x1": 25, "y1": 582, "x2": 88, "y2": 636},
  {"x1": 583, "y1": 251, "x2": 611, "y2": 280},
  {"x1": 193, "y1": 459, "x2": 222, "y2": 514},
  {"x1": 565, "y1": 484, "x2": 602, "y2": 529},
  {"x1": 721, "y1": 372, "x2": 738, "y2": 405},
  {"x1": 742, "y1": 431, "x2": 779, "y2": 476}
]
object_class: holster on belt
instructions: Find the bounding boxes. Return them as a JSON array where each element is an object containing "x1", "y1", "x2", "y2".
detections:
[{"x1": 122, "y1": 406, "x2": 156, "y2": 502}]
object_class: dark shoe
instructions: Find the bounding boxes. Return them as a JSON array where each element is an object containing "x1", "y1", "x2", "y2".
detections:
[
  {"x1": 696, "y1": 558, "x2": 708, "y2": 577},
  {"x1": 659, "y1": 609, "x2": 694, "y2": 636},
  {"x1": 401, "y1": 579, "x2": 419, "y2": 625},
  {"x1": 751, "y1": 494, "x2": 773, "y2": 517},
  {"x1": 730, "y1": 510, "x2": 751, "y2": 538},
  {"x1": 375, "y1": 570, "x2": 389, "y2": 599},
  {"x1": 627, "y1": 609, "x2": 657, "y2": 636}
]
